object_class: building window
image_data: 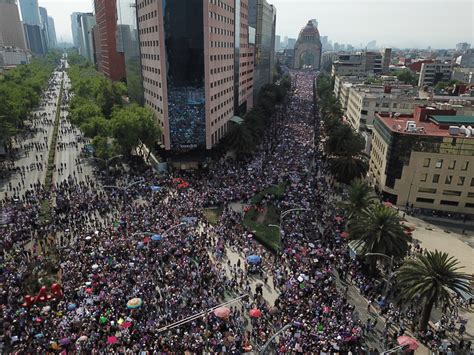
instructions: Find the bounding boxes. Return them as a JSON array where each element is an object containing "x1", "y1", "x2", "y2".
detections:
[
  {"x1": 432, "y1": 174, "x2": 440, "y2": 183},
  {"x1": 466, "y1": 203, "x2": 474, "y2": 208},
  {"x1": 423, "y1": 158, "x2": 431, "y2": 167},
  {"x1": 442, "y1": 190, "x2": 462, "y2": 196},
  {"x1": 420, "y1": 173, "x2": 428, "y2": 182},
  {"x1": 416, "y1": 197, "x2": 434, "y2": 204},
  {"x1": 435, "y1": 159, "x2": 443, "y2": 168},
  {"x1": 471, "y1": 177, "x2": 474, "y2": 187},
  {"x1": 458, "y1": 176, "x2": 465, "y2": 186},
  {"x1": 448, "y1": 160, "x2": 456, "y2": 170},
  {"x1": 418, "y1": 187, "x2": 436, "y2": 194},
  {"x1": 445, "y1": 175, "x2": 453, "y2": 184},
  {"x1": 468, "y1": 192, "x2": 474, "y2": 198},
  {"x1": 440, "y1": 200, "x2": 459, "y2": 206},
  {"x1": 461, "y1": 161, "x2": 469, "y2": 171}
]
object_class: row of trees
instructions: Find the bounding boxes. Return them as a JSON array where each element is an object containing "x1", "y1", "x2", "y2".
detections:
[
  {"x1": 66, "y1": 54, "x2": 161, "y2": 160},
  {"x1": 0, "y1": 51, "x2": 62, "y2": 154},
  {"x1": 221, "y1": 76, "x2": 291, "y2": 157},
  {"x1": 340, "y1": 180, "x2": 472, "y2": 332},
  {"x1": 317, "y1": 74, "x2": 368, "y2": 184}
]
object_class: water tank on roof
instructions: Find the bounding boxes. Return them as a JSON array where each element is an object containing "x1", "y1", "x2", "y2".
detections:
[
  {"x1": 449, "y1": 126, "x2": 460, "y2": 135},
  {"x1": 405, "y1": 120, "x2": 416, "y2": 131},
  {"x1": 407, "y1": 123, "x2": 417, "y2": 132}
]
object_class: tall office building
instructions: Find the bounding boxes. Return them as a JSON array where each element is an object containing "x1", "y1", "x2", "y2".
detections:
[
  {"x1": 0, "y1": 0, "x2": 27, "y2": 49},
  {"x1": 19, "y1": 0, "x2": 40, "y2": 26},
  {"x1": 70, "y1": 12, "x2": 83, "y2": 49},
  {"x1": 77, "y1": 13, "x2": 96, "y2": 63},
  {"x1": 38, "y1": 7, "x2": 50, "y2": 49},
  {"x1": 136, "y1": 0, "x2": 254, "y2": 151},
  {"x1": 94, "y1": 0, "x2": 125, "y2": 81},
  {"x1": 23, "y1": 23, "x2": 46, "y2": 55},
  {"x1": 116, "y1": 0, "x2": 143, "y2": 104},
  {"x1": 249, "y1": 0, "x2": 276, "y2": 98},
  {"x1": 47, "y1": 16, "x2": 57, "y2": 48}
]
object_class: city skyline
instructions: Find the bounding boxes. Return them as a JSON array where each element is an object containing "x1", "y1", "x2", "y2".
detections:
[{"x1": 38, "y1": 0, "x2": 472, "y2": 49}]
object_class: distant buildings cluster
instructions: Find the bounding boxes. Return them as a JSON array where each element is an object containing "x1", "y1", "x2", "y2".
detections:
[
  {"x1": 328, "y1": 41, "x2": 474, "y2": 214},
  {"x1": 0, "y1": 0, "x2": 57, "y2": 69}
]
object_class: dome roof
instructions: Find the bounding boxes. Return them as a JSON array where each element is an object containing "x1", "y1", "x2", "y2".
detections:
[{"x1": 297, "y1": 20, "x2": 321, "y2": 44}]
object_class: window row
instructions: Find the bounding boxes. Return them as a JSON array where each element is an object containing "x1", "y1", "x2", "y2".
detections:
[
  {"x1": 210, "y1": 75, "x2": 233, "y2": 88},
  {"x1": 420, "y1": 173, "x2": 473, "y2": 186},
  {"x1": 211, "y1": 97, "x2": 233, "y2": 114},
  {"x1": 422, "y1": 158, "x2": 470, "y2": 170},
  {"x1": 209, "y1": 0, "x2": 234, "y2": 13},
  {"x1": 138, "y1": 10, "x2": 157, "y2": 22},
  {"x1": 209, "y1": 11, "x2": 234, "y2": 25},
  {"x1": 210, "y1": 27, "x2": 234, "y2": 37},
  {"x1": 415, "y1": 198, "x2": 474, "y2": 208},
  {"x1": 211, "y1": 65, "x2": 233, "y2": 75}
]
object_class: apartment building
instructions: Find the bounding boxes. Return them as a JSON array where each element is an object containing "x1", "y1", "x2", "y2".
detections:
[
  {"x1": 331, "y1": 49, "x2": 391, "y2": 77},
  {"x1": 136, "y1": 0, "x2": 254, "y2": 151},
  {"x1": 418, "y1": 61, "x2": 452, "y2": 87},
  {"x1": 369, "y1": 106, "x2": 474, "y2": 213}
]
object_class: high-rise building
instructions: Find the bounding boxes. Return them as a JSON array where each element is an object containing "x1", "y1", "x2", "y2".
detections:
[
  {"x1": 0, "y1": 0, "x2": 27, "y2": 49},
  {"x1": 77, "y1": 13, "x2": 96, "y2": 63},
  {"x1": 456, "y1": 42, "x2": 471, "y2": 53},
  {"x1": 94, "y1": 0, "x2": 125, "y2": 81},
  {"x1": 38, "y1": 7, "x2": 50, "y2": 49},
  {"x1": 293, "y1": 20, "x2": 322, "y2": 69},
  {"x1": 47, "y1": 16, "x2": 57, "y2": 48},
  {"x1": 23, "y1": 23, "x2": 46, "y2": 55},
  {"x1": 19, "y1": 0, "x2": 40, "y2": 26},
  {"x1": 136, "y1": 0, "x2": 254, "y2": 151},
  {"x1": 70, "y1": 12, "x2": 83, "y2": 49},
  {"x1": 275, "y1": 34, "x2": 281, "y2": 51},
  {"x1": 249, "y1": 0, "x2": 276, "y2": 98},
  {"x1": 116, "y1": 0, "x2": 143, "y2": 104}
]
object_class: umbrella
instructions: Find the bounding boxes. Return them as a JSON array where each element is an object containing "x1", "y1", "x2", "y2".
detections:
[
  {"x1": 127, "y1": 297, "x2": 143, "y2": 309},
  {"x1": 246, "y1": 255, "x2": 262, "y2": 265},
  {"x1": 249, "y1": 308, "x2": 262, "y2": 318},
  {"x1": 100, "y1": 316, "x2": 108, "y2": 324},
  {"x1": 213, "y1": 306, "x2": 231, "y2": 319},
  {"x1": 151, "y1": 234, "x2": 162, "y2": 241},
  {"x1": 107, "y1": 336, "x2": 118, "y2": 344},
  {"x1": 335, "y1": 216, "x2": 343, "y2": 222},
  {"x1": 35, "y1": 333, "x2": 44, "y2": 338},
  {"x1": 150, "y1": 185, "x2": 161, "y2": 192},
  {"x1": 50, "y1": 341, "x2": 61, "y2": 350},
  {"x1": 42, "y1": 305, "x2": 51, "y2": 313},
  {"x1": 143, "y1": 236, "x2": 151, "y2": 244},
  {"x1": 77, "y1": 335, "x2": 88, "y2": 342},
  {"x1": 67, "y1": 303, "x2": 77, "y2": 311},
  {"x1": 397, "y1": 336, "x2": 419, "y2": 350},
  {"x1": 121, "y1": 321, "x2": 132, "y2": 328},
  {"x1": 92, "y1": 264, "x2": 99, "y2": 270},
  {"x1": 340, "y1": 232, "x2": 349, "y2": 238},
  {"x1": 59, "y1": 337, "x2": 70, "y2": 345},
  {"x1": 85, "y1": 236, "x2": 92, "y2": 241},
  {"x1": 85, "y1": 288, "x2": 93, "y2": 294}
]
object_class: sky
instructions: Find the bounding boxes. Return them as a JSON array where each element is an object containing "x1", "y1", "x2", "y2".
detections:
[{"x1": 38, "y1": 0, "x2": 473, "y2": 49}]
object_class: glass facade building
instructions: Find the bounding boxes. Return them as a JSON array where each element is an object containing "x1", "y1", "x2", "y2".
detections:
[
  {"x1": 163, "y1": 0, "x2": 205, "y2": 149},
  {"x1": 116, "y1": 0, "x2": 143, "y2": 104}
]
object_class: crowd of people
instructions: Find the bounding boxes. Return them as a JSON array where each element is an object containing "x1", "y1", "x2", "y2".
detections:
[{"x1": 0, "y1": 67, "x2": 470, "y2": 353}]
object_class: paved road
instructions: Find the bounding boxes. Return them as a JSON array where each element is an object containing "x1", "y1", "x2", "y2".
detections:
[{"x1": 0, "y1": 70, "x2": 62, "y2": 199}]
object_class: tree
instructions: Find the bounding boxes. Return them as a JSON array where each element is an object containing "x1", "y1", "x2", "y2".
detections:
[
  {"x1": 69, "y1": 102, "x2": 103, "y2": 126},
  {"x1": 91, "y1": 135, "x2": 121, "y2": 160},
  {"x1": 349, "y1": 204, "x2": 411, "y2": 273},
  {"x1": 325, "y1": 125, "x2": 365, "y2": 156},
  {"x1": 396, "y1": 251, "x2": 472, "y2": 332},
  {"x1": 223, "y1": 124, "x2": 256, "y2": 157},
  {"x1": 396, "y1": 69, "x2": 417, "y2": 85},
  {"x1": 338, "y1": 179, "x2": 376, "y2": 220},
  {"x1": 330, "y1": 154, "x2": 369, "y2": 184},
  {"x1": 80, "y1": 115, "x2": 110, "y2": 138}
]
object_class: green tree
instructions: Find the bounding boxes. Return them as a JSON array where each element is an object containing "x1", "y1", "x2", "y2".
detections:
[
  {"x1": 80, "y1": 115, "x2": 110, "y2": 138},
  {"x1": 91, "y1": 135, "x2": 121, "y2": 160},
  {"x1": 330, "y1": 154, "x2": 369, "y2": 184},
  {"x1": 396, "y1": 251, "x2": 472, "y2": 332},
  {"x1": 396, "y1": 69, "x2": 417, "y2": 85},
  {"x1": 349, "y1": 204, "x2": 411, "y2": 273},
  {"x1": 69, "y1": 102, "x2": 103, "y2": 126},
  {"x1": 338, "y1": 179, "x2": 376, "y2": 220},
  {"x1": 223, "y1": 124, "x2": 256, "y2": 157},
  {"x1": 325, "y1": 125, "x2": 365, "y2": 156}
]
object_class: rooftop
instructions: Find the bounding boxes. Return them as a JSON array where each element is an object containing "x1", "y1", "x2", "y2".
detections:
[{"x1": 377, "y1": 110, "x2": 474, "y2": 138}]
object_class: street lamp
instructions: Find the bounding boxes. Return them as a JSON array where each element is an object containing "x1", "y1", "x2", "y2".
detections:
[
  {"x1": 364, "y1": 252, "x2": 394, "y2": 297},
  {"x1": 260, "y1": 321, "x2": 303, "y2": 354},
  {"x1": 279, "y1": 207, "x2": 311, "y2": 241},
  {"x1": 80, "y1": 154, "x2": 123, "y2": 182}
]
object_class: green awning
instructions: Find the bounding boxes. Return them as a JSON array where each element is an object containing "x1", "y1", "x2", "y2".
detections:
[
  {"x1": 430, "y1": 115, "x2": 474, "y2": 125},
  {"x1": 230, "y1": 116, "x2": 244, "y2": 125}
]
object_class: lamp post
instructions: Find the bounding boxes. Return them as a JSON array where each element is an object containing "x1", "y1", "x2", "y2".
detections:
[
  {"x1": 364, "y1": 252, "x2": 394, "y2": 297},
  {"x1": 279, "y1": 207, "x2": 311, "y2": 241},
  {"x1": 260, "y1": 321, "x2": 303, "y2": 354},
  {"x1": 81, "y1": 154, "x2": 123, "y2": 182}
]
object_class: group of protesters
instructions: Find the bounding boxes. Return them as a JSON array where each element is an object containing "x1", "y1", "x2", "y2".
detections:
[{"x1": 1, "y1": 68, "x2": 470, "y2": 353}]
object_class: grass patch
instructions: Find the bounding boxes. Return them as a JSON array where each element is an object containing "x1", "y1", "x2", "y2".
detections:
[
  {"x1": 38, "y1": 199, "x2": 52, "y2": 225},
  {"x1": 250, "y1": 182, "x2": 287, "y2": 204},
  {"x1": 203, "y1": 206, "x2": 224, "y2": 225},
  {"x1": 243, "y1": 204, "x2": 282, "y2": 253}
]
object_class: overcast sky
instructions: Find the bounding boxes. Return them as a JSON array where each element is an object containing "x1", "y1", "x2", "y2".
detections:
[{"x1": 39, "y1": 0, "x2": 473, "y2": 49}]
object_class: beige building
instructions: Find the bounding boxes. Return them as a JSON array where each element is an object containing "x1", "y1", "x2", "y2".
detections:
[
  {"x1": 418, "y1": 61, "x2": 452, "y2": 87},
  {"x1": 137, "y1": 0, "x2": 254, "y2": 151},
  {"x1": 369, "y1": 106, "x2": 474, "y2": 214},
  {"x1": 0, "y1": 0, "x2": 27, "y2": 50},
  {"x1": 345, "y1": 84, "x2": 424, "y2": 130}
]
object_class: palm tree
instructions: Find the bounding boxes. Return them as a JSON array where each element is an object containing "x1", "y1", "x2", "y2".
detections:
[
  {"x1": 338, "y1": 179, "x2": 376, "y2": 221},
  {"x1": 349, "y1": 204, "x2": 411, "y2": 273},
  {"x1": 330, "y1": 154, "x2": 369, "y2": 185},
  {"x1": 223, "y1": 124, "x2": 256, "y2": 157},
  {"x1": 396, "y1": 251, "x2": 472, "y2": 332}
]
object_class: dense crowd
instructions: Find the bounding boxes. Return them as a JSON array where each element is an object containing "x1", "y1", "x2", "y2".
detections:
[{"x1": 0, "y1": 68, "x2": 470, "y2": 353}]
